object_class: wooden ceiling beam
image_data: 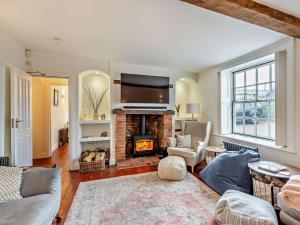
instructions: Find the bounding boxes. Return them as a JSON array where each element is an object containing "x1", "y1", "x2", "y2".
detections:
[{"x1": 181, "y1": 0, "x2": 300, "y2": 38}]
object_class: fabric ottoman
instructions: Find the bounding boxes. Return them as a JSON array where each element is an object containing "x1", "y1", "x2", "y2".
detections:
[
  {"x1": 158, "y1": 156, "x2": 186, "y2": 181},
  {"x1": 215, "y1": 190, "x2": 278, "y2": 225}
]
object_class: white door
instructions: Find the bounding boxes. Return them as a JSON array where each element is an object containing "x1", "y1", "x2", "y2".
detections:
[{"x1": 11, "y1": 67, "x2": 32, "y2": 167}]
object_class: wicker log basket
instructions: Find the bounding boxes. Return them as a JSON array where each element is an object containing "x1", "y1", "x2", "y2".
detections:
[{"x1": 79, "y1": 149, "x2": 106, "y2": 173}]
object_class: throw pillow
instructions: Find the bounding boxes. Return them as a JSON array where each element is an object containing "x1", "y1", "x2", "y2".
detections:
[
  {"x1": 176, "y1": 134, "x2": 192, "y2": 148},
  {"x1": 0, "y1": 166, "x2": 23, "y2": 203}
]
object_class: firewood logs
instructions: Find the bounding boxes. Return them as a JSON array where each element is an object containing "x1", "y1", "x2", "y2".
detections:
[{"x1": 81, "y1": 150, "x2": 106, "y2": 163}]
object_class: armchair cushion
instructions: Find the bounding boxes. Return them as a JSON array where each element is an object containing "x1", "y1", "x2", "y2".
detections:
[
  {"x1": 176, "y1": 134, "x2": 192, "y2": 148},
  {"x1": 167, "y1": 147, "x2": 196, "y2": 159}
]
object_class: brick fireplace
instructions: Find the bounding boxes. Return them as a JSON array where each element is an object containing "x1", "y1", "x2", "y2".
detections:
[{"x1": 113, "y1": 109, "x2": 174, "y2": 163}]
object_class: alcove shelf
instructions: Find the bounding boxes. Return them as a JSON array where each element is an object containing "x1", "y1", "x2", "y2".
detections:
[
  {"x1": 79, "y1": 120, "x2": 110, "y2": 125},
  {"x1": 79, "y1": 136, "x2": 110, "y2": 143}
]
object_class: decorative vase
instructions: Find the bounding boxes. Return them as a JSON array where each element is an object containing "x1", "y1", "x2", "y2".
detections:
[{"x1": 93, "y1": 112, "x2": 99, "y2": 120}]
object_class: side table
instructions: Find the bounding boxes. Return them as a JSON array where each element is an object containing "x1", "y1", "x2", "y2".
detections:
[
  {"x1": 248, "y1": 160, "x2": 300, "y2": 208},
  {"x1": 205, "y1": 146, "x2": 226, "y2": 164}
]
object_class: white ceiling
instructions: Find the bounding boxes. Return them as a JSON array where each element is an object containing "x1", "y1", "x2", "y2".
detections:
[
  {"x1": 255, "y1": 0, "x2": 300, "y2": 17},
  {"x1": 0, "y1": 0, "x2": 285, "y2": 73}
]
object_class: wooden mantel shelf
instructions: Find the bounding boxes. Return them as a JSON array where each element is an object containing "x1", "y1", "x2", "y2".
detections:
[{"x1": 112, "y1": 109, "x2": 175, "y2": 115}]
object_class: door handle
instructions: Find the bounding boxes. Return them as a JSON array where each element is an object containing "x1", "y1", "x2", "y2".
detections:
[{"x1": 16, "y1": 119, "x2": 23, "y2": 128}]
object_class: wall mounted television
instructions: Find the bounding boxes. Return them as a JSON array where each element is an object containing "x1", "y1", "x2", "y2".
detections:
[{"x1": 121, "y1": 73, "x2": 170, "y2": 104}]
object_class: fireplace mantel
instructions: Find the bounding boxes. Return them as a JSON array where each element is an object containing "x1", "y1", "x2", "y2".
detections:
[{"x1": 112, "y1": 109, "x2": 175, "y2": 115}]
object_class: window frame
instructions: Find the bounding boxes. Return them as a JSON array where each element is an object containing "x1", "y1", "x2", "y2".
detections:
[{"x1": 232, "y1": 60, "x2": 276, "y2": 140}]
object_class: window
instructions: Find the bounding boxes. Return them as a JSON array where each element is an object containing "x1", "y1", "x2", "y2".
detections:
[{"x1": 232, "y1": 61, "x2": 275, "y2": 140}]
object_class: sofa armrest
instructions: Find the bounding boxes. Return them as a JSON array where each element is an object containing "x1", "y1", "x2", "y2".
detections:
[
  {"x1": 21, "y1": 167, "x2": 62, "y2": 198},
  {"x1": 168, "y1": 137, "x2": 177, "y2": 147}
]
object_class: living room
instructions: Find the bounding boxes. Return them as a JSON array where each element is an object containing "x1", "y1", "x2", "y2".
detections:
[{"x1": 0, "y1": 0, "x2": 300, "y2": 225}]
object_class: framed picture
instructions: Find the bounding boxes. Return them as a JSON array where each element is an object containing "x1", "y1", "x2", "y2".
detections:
[{"x1": 53, "y1": 89, "x2": 59, "y2": 106}]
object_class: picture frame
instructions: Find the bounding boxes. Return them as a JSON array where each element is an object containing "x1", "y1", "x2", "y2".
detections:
[{"x1": 53, "y1": 89, "x2": 59, "y2": 106}]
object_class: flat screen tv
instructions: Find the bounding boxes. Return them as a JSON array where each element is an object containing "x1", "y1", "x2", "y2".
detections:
[{"x1": 121, "y1": 73, "x2": 169, "y2": 104}]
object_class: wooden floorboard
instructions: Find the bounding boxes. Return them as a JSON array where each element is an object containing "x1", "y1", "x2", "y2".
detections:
[{"x1": 33, "y1": 145, "x2": 158, "y2": 224}]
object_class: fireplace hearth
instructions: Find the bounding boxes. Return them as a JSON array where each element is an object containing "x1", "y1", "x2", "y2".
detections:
[{"x1": 113, "y1": 109, "x2": 173, "y2": 162}]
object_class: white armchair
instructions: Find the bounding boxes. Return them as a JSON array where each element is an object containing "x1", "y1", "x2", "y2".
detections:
[{"x1": 167, "y1": 121, "x2": 212, "y2": 173}]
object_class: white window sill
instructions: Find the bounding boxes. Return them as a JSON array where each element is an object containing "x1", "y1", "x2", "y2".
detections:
[{"x1": 215, "y1": 133, "x2": 296, "y2": 154}]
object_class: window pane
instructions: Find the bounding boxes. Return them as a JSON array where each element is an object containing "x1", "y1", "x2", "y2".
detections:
[
  {"x1": 270, "y1": 101, "x2": 275, "y2": 139},
  {"x1": 257, "y1": 102, "x2": 269, "y2": 119},
  {"x1": 258, "y1": 65, "x2": 270, "y2": 84},
  {"x1": 257, "y1": 118, "x2": 269, "y2": 138},
  {"x1": 233, "y1": 118, "x2": 243, "y2": 134},
  {"x1": 257, "y1": 83, "x2": 270, "y2": 100},
  {"x1": 246, "y1": 85, "x2": 256, "y2": 101},
  {"x1": 270, "y1": 82, "x2": 275, "y2": 99},
  {"x1": 235, "y1": 87, "x2": 244, "y2": 101},
  {"x1": 246, "y1": 69, "x2": 256, "y2": 86},
  {"x1": 244, "y1": 103, "x2": 256, "y2": 136},
  {"x1": 271, "y1": 63, "x2": 275, "y2": 81},
  {"x1": 234, "y1": 103, "x2": 243, "y2": 118},
  {"x1": 235, "y1": 72, "x2": 244, "y2": 88}
]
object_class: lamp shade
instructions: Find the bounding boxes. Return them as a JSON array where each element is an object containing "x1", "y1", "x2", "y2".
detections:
[{"x1": 186, "y1": 103, "x2": 200, "y2": 114}]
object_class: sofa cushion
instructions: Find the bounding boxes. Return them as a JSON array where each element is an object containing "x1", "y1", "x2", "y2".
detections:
[
  {"x1": 0, "y1": 166, "x2": 23, "y2": 203},
  {"x1": 21, "y1": 167, "x2": 61, "y2": 197},
  {"x1": 215, "y1": 190, "x2": 278, "y2": 225},
  {"x1": 200, "y1": 149, "x2": 260, "y2": 194},
  {"x1": 158, "y1": 156, "x2": 187, "y2": 181},
  {"x1": 0, "y1": 194, "x2": 59, "y2": 225}
]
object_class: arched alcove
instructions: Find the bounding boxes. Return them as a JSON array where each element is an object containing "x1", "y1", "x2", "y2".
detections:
[
  {"x1": 175, "y1": 77, "x2": 199, "y2": 119},
  {"x1": 79, "y1": 70, "x2": 110, "y2": 121}
]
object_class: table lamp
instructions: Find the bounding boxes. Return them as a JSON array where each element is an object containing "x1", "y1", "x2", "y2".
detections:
[{"x1": 186, "y1": 103, "x2": 200, "y2": 121}]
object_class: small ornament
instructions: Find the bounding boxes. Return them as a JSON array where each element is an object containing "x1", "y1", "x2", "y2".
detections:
[
  {"x1": 100, "y1": 113, "x2": 106, "y2": 120},
  {"x1": 101, "y1": 131, "x2": 108, "y2": 137}
]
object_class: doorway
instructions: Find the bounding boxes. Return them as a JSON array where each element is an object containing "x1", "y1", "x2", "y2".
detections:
[{"x1": 31, "y1": 77, "x2": 69, "y2": 166}]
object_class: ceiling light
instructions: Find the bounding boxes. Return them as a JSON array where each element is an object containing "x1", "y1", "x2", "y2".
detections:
[
  {"x1": 53, "y1": 37, "x2": 64, "y2": 45},
  {"x1": 181, "y1": 78, "x2": 185, "y2": 81}
]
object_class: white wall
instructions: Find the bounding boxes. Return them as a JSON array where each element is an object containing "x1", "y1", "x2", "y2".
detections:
[
  {"x1": 51, "y1": 85, "x2": 69, "y2": 151},
  {"x1": 198, "y1": 38, "x2": 300, "y2": 168},
  {"x1": 30, "y1": 51, "x2": 196, "y2": 169}
]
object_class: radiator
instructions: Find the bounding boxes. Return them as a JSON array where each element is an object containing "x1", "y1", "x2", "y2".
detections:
[
  {"x1": 0, "y1": 157, "x2": 9, "y2": 166},
  {"x1": 223, "y1": 141, "x2": 258, "y2": 152}
]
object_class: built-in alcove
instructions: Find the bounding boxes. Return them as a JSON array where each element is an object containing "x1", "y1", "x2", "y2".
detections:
[
  {"x1": 79, "y1": 70, "x2": 110, "y2": 121},
  {"x1": 175, "y1": 77, "x2": 199, "y2": 120},
  {"x1": 78, "y1": 70, "x2": 112, "y2": 165}
]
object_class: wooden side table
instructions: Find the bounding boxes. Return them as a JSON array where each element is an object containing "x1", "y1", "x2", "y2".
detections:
[
  {"x1": 248, "y1": 160, "x2": 300, "y2": 208},
  {"x1": 205, "y1": 146, "x2": 226, "y2": 164}
]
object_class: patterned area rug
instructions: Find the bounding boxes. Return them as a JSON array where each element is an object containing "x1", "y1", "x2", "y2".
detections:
[
  {"x1": 65, "y1": 172, "x2": 219, "y2": 225},
  {"x1": 117, "y1": 156, "x2": 160, "y2": 169}
]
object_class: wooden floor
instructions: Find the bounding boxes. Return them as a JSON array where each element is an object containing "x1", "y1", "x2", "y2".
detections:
[{"x1": 33, "y1": 145, "x2": 158, "y2": 224}]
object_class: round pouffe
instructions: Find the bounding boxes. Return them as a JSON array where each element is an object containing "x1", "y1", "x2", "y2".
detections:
[
  {"x1": 158, "y1": 156, "x2": 187, "y2": 181},
  {"x1": 215, "y1": 190, "x2": 278, "y2": 225}
]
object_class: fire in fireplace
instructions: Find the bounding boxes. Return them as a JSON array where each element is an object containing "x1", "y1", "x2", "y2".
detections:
[{"x1": 132, "y1": 115, "x2": 156, "y2": 157}]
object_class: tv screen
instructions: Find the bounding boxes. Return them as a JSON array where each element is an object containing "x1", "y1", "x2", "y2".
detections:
[{"x1": 121, "y1": 74, "x2": 169, "y2": 104}]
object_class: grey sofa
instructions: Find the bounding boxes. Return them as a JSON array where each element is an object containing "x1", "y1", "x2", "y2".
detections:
[{"x1": 0, "y1": 167, "x2": 62, "y2": 225}]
